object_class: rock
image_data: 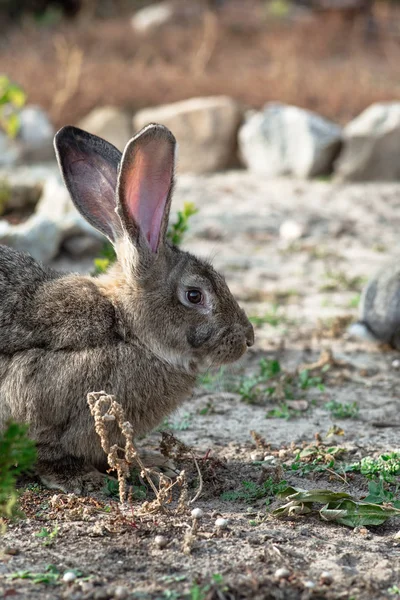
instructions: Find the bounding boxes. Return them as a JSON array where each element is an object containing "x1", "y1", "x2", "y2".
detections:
[
  {"x1": 275, "y1": 567, "x2": 290, "y2": 579},
  {"x1": 279, "y1": 219, "x2": 305, "y2": 242},
  {"x1": 78, "y1": 106, "x2": 132, "y2": 152},
  {"x1": 320, "y1": 571, "x2": 333, "y2": 585},
  {"x1": 215, "y1": 517, "x2": 229, "y2": 529},
  {"x1": 63, "y1": 234, "x2": 103, "y2": 257},
  {"x1": 154, "y1": 534, "x2": 168, "y2": 548},
  {"x1": 133, "y1": 96, "x2": 243, "y2": 174},
  {"x1": 335, "y1": 103, "x2": 400, "y2": 181},
  {"x1": 191, "y1": 508, "x2": 204, "y2": 519},
  {"x1": 0, "y1": 171, "x2": 102, "y2": 263},
  {"x1": 238, "y1": 103, "x2": 342, "y2": 178},
  {"x1": 0, "y1": 106, "x2": 54, "y2": 167},
  {"x1": 131, "y1": 2, "x2": 174, "y2": 33},
  {"x1": 62, "y1": 571, "x2": 77, "y2": 583}
]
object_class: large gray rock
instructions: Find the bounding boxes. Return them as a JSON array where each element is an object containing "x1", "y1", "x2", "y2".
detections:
[
  {"x1": 133, "y1": 96, "x2": 243, "y2": 174},
  {"x1": 0, "y1": 106, "x2": 54, "y2": 167},
  {"x1": 335, "y1": 103, "x2": 400, "y2": 181},
  {"x1": 78, "y1": 106, "x2": 132, "y2": 152},
  {"x1": 0, "y1": 168, "x2": 101, "y2": 263},
  {"x1": 238, "y1": 103, "x2": 342, "y2": 178}
]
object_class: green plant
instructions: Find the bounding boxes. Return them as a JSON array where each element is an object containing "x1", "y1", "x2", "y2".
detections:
[
  {"x1": 103, "y1": 473, "x2": 146, "y2": 501},
  {"x1": 319, "y1": 271, "x2": 366, "y2": 293},
  {"x1": 273, "y1": 486, "x2": 400, "y2": 528},
  {"x1": 325, "y1": 400, "x2": 359, "y2": 419},
  {"x1": 35, "y1": 525, "x2": 59, "y2": 546},
  {"x1": 0, "y1": 422, "x2": 36, "y2": 524},
  {"x1": 7, "y1": 564, "x2": 61, "y2": 585},
  {"x1": 0, "y1": 76, "x2": 26, "y2": 138},
  {"x1": 249, "y1": 305, "x2": 292, "y2": 328},
  {"x1": 347, "y1": 452, "x2": 400, "y2": 483},
  {"x1": 221, "y1": 477, "x2": 288, "y2": 505},
  {"x1": 93, "y1": 202, "x2": 198, "y2": 274},
  {"x1": 298, "y1": 369, "x2": 325, "y2": 391},
  {"x1": 167, "y1": 202, "x2": 198, "y2": 246},
  {"x1": 348, "y1": 294, "x2": 361, "y2": 309},
  {"x1": 190, "y1": 574, "x2": 227, "y2": 600}
]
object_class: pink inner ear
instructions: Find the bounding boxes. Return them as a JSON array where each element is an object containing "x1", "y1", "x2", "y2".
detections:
[{"x1": 124, "y1": 140, "x2": 173, "y2": 252}]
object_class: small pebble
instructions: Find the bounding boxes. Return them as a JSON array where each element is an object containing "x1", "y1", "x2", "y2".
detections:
[
  {"x1": 279, "y1": 219, "x2": 304, "y2": 242},
  {"x1": 114, "y1": 586, "x2": 128, "y2": 599},
  {"x1": 303, "y1": 581, "x2": 315, "y2": 589},
  {"x1": 154, "y1": 534, "x2": 168, "y2": 548},
  {"x1": 275, "y1": 567, "x2": 290, "y2": 579},
  {"x1": 263, "y1": 455, "x2": 276, "y2": 464},
  {"x1": 4, "y1": 547, "x2": 19, "y2": 555},
  {"x1": 191, "y1": 508, "x2": 204, "y2": 519},
  {"x1": 250, "y1": 451, "x2": 264, "y2": 461},
  {"x1": 320, "y1": 571, "x2": 333, "y2": 585},
  {"x1": 392, "y1": 359, "x2": 400, "y2": 369},
  {"x1": 393, "y1": 530, "x2": 400, "y2": 540},
  {"x1": 215, "y1": 518, "x2": 229, "y2": 529},
  {"x1": 62, "y1": 571, "x2": 77, "y2": 583}
]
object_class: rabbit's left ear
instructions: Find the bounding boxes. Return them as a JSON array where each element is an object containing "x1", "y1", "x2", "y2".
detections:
[{"x1": 116, "y1": 124, "x2": 176, "y2": 253}]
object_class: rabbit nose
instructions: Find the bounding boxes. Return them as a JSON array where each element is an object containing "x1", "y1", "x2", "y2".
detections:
[{"x1": 245, "y1": 324, "x2": 255, "y2": 348}]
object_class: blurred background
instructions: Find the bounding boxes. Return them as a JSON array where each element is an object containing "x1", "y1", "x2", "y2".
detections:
[{"x1": 1, "y1": 0, "x2": 399, "y2": 128}]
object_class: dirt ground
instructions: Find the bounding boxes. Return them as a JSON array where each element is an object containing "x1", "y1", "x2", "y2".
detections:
[{"x1": 1, "y1": 173, "x2": 400, "y2": 599}]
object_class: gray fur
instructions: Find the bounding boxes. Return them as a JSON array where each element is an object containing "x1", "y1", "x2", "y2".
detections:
[
  {"x1": 0, "y1": 124, "x2": 253, "y2": 494},
  {"x1": 354, "y1": 260, "x2": 400, "y2": 349}
]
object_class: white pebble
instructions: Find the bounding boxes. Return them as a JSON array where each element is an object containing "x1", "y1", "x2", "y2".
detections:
[
  {"x1": 279, "y1": 219, "x2": 304, "y2": 242},
  {"x1": 320, "y1": 571, "x2": 333, "y2": 585},
  {"x1": 114, "y1": 586, "x2": 128, "y2": 599},
  {"x1": 62, "y1": 571, "x2": 77, "y2": 583},
  {"x1": 191, "y1": 508, "x2": 204, "y2": 519},
  {"x1": 275, "y1": 567, "x2": 290, "y2": 579},
  {"x1": 392, "y1": 359, "x2": 400, "y2": 369},
  {"x1": 304, "y1": 581, "x2": 315, "y2": 589},
  {"x1": 263, "y1": 455, "x2": 276, "y2": 464},
  {"x1": 154, "y1": 534, "x2": 168, "y2": 548},
  {"x1": 393, "y1": 530, "x2": 400, "y2": 540},
  {"x1": 215, "y1": 518, "x2": 229, "y2": 529},
  {"x1": 250, "y1": 451, "x2": 264, "y2": 461}
]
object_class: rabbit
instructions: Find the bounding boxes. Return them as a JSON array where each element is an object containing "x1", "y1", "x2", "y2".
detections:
[
  {"x1": 0, "y1": 124, "x2": 254, "y2": 494},
  {"x1": 348, "y1": 260, "x2": 400, "y2": 349}
]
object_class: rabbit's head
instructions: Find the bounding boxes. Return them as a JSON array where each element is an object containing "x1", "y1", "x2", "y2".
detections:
[{"x1": 55, "y1": 124, "x2": 254, "y2": 372}]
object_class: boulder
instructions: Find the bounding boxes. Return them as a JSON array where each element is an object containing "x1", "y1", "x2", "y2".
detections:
[
  {"x1": 238, "y1": 103, "x2": 342, "y2": 178},
  {"x1": 78, "y1": 106, "x2": 132, "y2": 152},
  {"x1": 335, "y1": 103, "x2": 400, "y2": 181},
  {"x1": 0, "y1": 169, "x2": 101, "y2": 263},
  {"x1": 133, "y1": 96, "x2": 243, "y2": 174},
  {"x1": 0, "y1": 106, "x2": 54, "y2": 167}
]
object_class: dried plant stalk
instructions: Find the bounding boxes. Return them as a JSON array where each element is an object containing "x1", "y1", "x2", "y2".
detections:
[{"x1": 87, "y1": 391, "x2": 189, "y2": 513}]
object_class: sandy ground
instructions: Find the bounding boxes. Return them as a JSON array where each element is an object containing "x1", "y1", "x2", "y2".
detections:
[{"x1": 1, "y1": 173, "x2": 400, "y2": 600}]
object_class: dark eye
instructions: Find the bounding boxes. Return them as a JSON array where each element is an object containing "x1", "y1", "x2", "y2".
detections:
[{"x1": 186, "y1": 289, "x2": 203, "y2": 305}]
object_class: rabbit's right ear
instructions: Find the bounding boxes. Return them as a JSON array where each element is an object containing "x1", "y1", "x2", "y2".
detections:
[{"x1": 54, "y1": 126, "x2": 123, "y2": 242}]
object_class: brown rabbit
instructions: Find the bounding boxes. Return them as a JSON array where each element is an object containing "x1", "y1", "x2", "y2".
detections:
[{"x1": 0, "y1": 124, "x2": 254, "y2": 493}]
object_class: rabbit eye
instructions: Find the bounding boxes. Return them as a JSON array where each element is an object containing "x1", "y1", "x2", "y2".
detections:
[{"x1": 186, "y1": 289, "x2": 203, "y2": 305}]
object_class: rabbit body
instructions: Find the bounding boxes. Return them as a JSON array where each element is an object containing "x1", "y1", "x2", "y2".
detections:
[
  {"x1": 0, "y1": 124, "x2": 253, "y2": 493},
  {"x1": 351, "y1": 261, "x2": 400, "y2": 349}
]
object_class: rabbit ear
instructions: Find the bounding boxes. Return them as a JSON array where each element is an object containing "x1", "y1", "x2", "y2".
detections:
[
  {"x1": 116, "y1": 124, "x2": 176, "y2": 253},
  {"x1": 54, "y1": 126, "x2": 123, "y2": 242}
]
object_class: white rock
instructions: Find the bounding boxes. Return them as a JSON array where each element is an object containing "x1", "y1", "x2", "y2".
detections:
[
  {"x1": 303, "y1": 580, "x2": 316, "y2": 589},
  {"x1": 239, "y1": 102, "x2": 342, "y2": 178},
  {"x1": 78, "y1": 106, "x2": 132, "y2": 152},
  {"x1": 320, "y1": 571, "x2": 333, "y2": 585},
  {"x1": 0, "y1": 106, "x2": 54, "y2": 166},
  {"x1": 275, "y1": 567, "x2": 290, "y2": 579},
  {"x1": 62, "y1": 571, "x2": 77, "y2": 583},
  {"x1": 215, "y1": 517, "x2": 229, "y2": 529},
  {"x1": 133, "y1": 96, "x2": 243, "y2": 174},
  {"x1": 279, "y1": 219, "x2": 305, "y2": 242},
  {"x1": 250, "y1": 451, "x2": 264, "y2": 461},
  {"x1": 191, "y1": 508, "x2": 204, "y2": 519},
  {"x1": 392, "y1": 359, "x2": 400, "y2": 369},
  {"x1": 154, "y1": 534, "x2": 168, "y2": 548},
  {"x1": 114, "y1": 586, "x2": 128, "y2": 599},
  {"x1": 335, "y1": 103, "x2": 400, "y2": 181},
  {"x1": 131, "y1": 2, "x2": 174, "y2": 33}
]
